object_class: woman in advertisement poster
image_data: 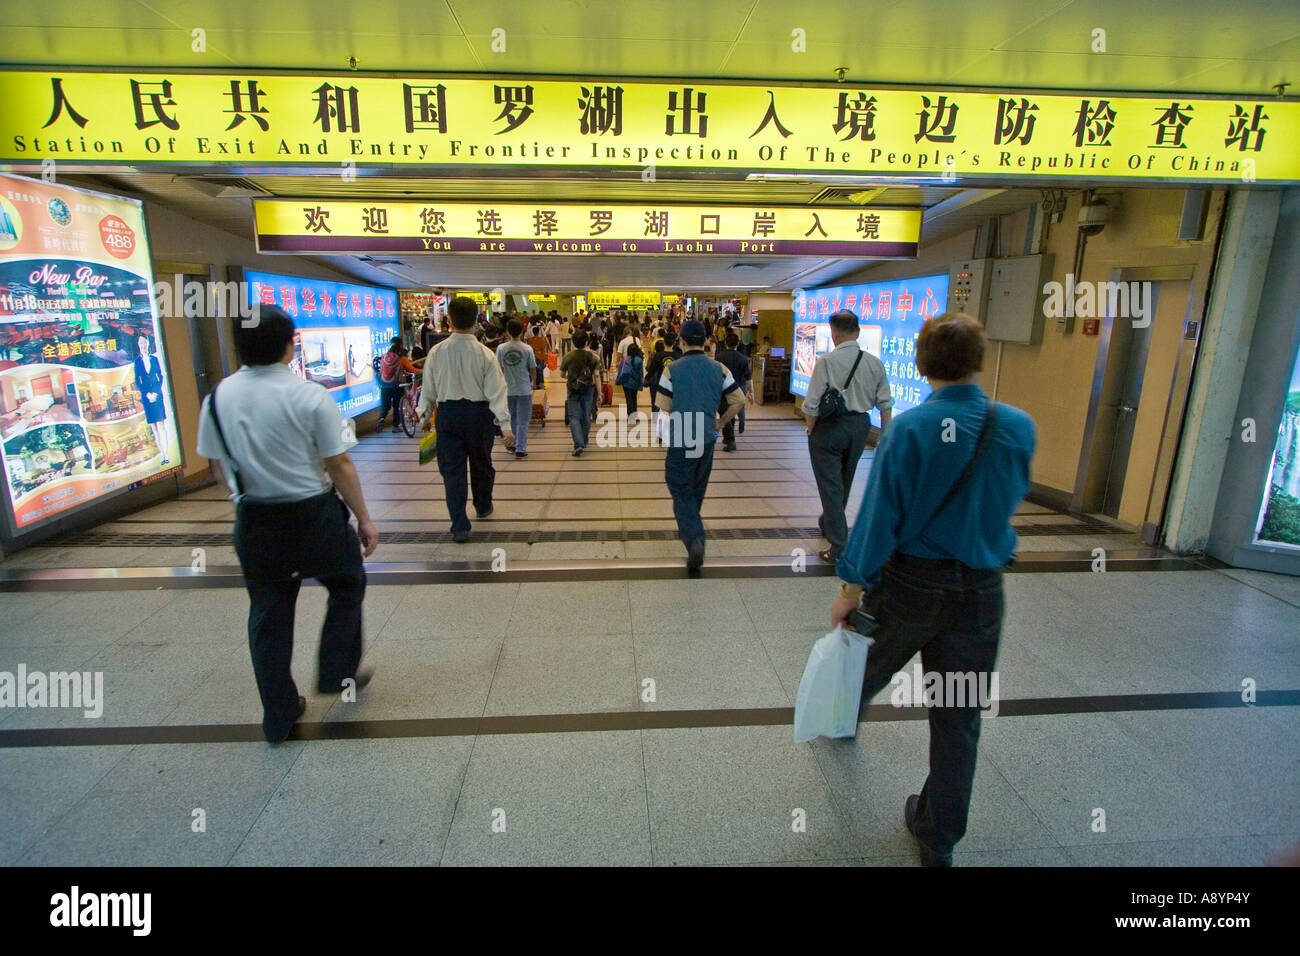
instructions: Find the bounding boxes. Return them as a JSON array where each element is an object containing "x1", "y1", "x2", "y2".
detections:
[{"x1": 133, "y1": 333, "x2": 171, "y2": 466}]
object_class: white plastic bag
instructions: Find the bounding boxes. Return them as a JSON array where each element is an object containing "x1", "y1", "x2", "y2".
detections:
[{"x1": 793, "y1": 625, "x2": 871, "y2": 743}]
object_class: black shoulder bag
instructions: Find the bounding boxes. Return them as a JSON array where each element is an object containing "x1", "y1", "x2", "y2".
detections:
[
  {"x1": 848, "y1": 401, "x2": 1000, "y2": 634},
  {"x1": 817, "y1": 350, "x2": 864, "y2": 424}
]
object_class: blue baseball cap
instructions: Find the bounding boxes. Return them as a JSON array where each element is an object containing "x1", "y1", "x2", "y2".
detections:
[{"x1": 680, "y1": 320, "x2": 708, "y2": 343}]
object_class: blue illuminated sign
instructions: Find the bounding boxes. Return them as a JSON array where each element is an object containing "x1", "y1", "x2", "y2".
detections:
[
  {"x1": 791, "y1": 273, "x2": 950, "y2": 426},
  {"x1": 244, "y1": 271, "x2": 398, "y2": 417}
]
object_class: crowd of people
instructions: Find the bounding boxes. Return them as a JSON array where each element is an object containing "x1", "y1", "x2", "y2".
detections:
[{"x1": 198, "y1": 295, "x2": 1036, "y2": 869}]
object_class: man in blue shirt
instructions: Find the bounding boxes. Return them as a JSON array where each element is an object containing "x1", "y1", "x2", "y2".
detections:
[
  {"x1": 655, "y1": 320, "x2": 745, "y2": 571},
  {"x1": 830, "y1": 313, "x2": 1035, "y2": 867}
]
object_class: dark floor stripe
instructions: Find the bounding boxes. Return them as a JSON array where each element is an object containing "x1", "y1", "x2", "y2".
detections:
[
  {"x1": 0, "y1": 551, "x2": 1222, "y2": 590},
  {"x1": 39, "y1": 522, "x2": 1122, "y2": 549},
  {"x1": 1, "y1": 690, "x2": 1293, "y2": 749}
]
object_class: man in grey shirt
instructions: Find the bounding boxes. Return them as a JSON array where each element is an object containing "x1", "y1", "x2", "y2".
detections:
[
  {"x1": 496, "y1": 318, "x2": 537, "y2": 458},
  {"x1": 803, "y1": 310, "x2": 893, "y2": 563}
]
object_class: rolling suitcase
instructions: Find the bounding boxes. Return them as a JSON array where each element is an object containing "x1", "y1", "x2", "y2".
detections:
[
  {"x1": 600, "y1": 371, "x2": 613, "y2": 407},
  {"x1": 531, "y1": 388, "x2": 549, "y2": 427}
]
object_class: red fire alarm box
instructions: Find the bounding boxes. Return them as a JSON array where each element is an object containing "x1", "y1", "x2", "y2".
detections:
[{"x1": 1082, "y1": 319, "x2": 1100, "y2": 336}]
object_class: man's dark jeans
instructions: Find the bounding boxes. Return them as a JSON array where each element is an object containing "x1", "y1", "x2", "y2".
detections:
[
  {"x1": 809, "y1": 411, "x2": 870, "y2": 558},
  {"x1": 664, "y1": 441, "x2": 715, "y2": 548},
  {"x1": 565, "y1": 389, "x2": 596, "y2": 449},
  {"x1": 858, "y1": 553, "x2": 1004, "y2": 856},
  {"x1": 235, "y1": 494, "x2": 366, "y2": 743},
  {"x1": 435, "y1": 399, "x2": 496, "y2": 534}
]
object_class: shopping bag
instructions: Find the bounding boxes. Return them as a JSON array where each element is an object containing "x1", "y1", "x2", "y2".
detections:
[
  {"x1": 547, "y1": 352, "x2": 559, "y2": 370},
  {"x1": 793, "y1": 625, "x2": 871, "y2": 743},
  {"x1": 418, "y1": 428, "x2": 438, "y2": 465}
]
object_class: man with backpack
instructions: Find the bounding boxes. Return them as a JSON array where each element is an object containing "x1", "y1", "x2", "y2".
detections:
[
  {"x1": 803, "y1": 310, "x2": 893, "y2": 563},
  {"x1": 560, "y1": 329, "x2": 601, "y2": 456},
  {"x1": 376, "y1": 337, "x2": 421, "y2": 433},
  {"x1": 714, "y1": 332, "x2": 753, "y2": 452}
]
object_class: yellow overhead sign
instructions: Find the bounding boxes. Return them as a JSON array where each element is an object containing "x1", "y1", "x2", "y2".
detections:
[
  {"x1": 588, "y1": 291, "x2": 661, "y2": 309},
  {"x1": 254, "y1": 201, "x2": 921, "y2": 257},
  {"x1": 0, "y1": 70, "x2": 1295, "y2": 184}
]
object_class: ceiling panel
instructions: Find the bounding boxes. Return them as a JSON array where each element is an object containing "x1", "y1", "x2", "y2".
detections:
[
  {"x1": 0, "y1": 0, "x2": 1293, "y2": 95},
  {"x1": 449, "y1": 0, "x2": 760, "y2": 40}
]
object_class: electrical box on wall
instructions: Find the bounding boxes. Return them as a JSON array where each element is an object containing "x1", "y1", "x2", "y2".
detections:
[
  {"x1": 947, "y1": 259, "x2": 993, "y2": 322},
  {"x1": 984, "y1": 254, "x2": 1054, "y2": 345}
]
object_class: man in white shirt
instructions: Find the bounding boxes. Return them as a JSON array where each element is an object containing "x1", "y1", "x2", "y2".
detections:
[
  {"x1": 419, "y1": 296, "x2": 514, "y2": 542},
  {"x1": 196, "y1": 306, "x2": 379, "y2": 744},
  {"x1": 616, "y1": 324, "x2": 639, "y2": 367},
  {"x1": 559, "y1": 317, "x2": 573, "y2": 355},
  {"x1": 545, "y1": 316, "x2": 560, "y2": 354},
  {"x1": 803, "y1": 310, "x2": 894, "y2": 563}
]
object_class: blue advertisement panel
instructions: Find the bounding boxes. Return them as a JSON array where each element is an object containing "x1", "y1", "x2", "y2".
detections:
[
  {"x1": 791, "y1": 273, "x2": 950, "y2": 426},
  {"x1": 244, "y1": 271, "x2": 398, "y2": 418}
]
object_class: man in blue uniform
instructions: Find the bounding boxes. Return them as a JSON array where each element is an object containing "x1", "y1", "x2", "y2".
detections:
[
  {"x1": 655, "y1": 320, "x2": 746, "y2": 571},
  {"x1": 830, "y1": 313, "x2": 1036, "y2": 867}
]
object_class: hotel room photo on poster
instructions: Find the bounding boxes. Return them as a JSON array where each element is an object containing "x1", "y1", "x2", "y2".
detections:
[{"x1": 0, "y1": 173, "x2": 181, "y2": 533}]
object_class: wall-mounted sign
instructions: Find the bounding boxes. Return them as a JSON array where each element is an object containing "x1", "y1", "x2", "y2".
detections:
[
  {"x1": 791, "y1": 273, "x2": 950, "y2": 426},
  {"x1": 4, "y1": 70, "x2": 1294, "y2": 184},
  {"x1": 588, "y1": 290, "x2": 661, "y2": 309},
  {"x1": 243, "y1": 270, "x2": 398, "y2": 418},
  {"x1": 0, "y1": 173, "x2": 182, "y2": 534},
  {"x1": 253, "y1": 200, "x2": 921, "y2": 258},
  {"x1": 398, "y1": 290, "x2": 439, "y2": 314},
  {"x1": 526, "y1": 294, "x2": 558, "y2": 306},
  {"x1": 574, "y1": 296, "x2": 586, "y2": 313}
]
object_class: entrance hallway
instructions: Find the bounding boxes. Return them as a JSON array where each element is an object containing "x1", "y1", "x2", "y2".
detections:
[{"x1": 1, "y1": 384, "x2": 1298, "y2": 866}]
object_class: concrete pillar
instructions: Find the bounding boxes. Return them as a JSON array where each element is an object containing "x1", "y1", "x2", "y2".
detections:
[{"x1": 1162, "y1": 189, "x2": 1282, "y2": 553}]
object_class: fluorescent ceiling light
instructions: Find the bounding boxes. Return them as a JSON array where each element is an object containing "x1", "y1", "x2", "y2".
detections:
[{"x1": 746, "y1": 174, "x2": 927, "y2": 186}]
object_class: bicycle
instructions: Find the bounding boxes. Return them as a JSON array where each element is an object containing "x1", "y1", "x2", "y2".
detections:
[{"x1": 393, "y1": 371, "x2": 420, "y2": 438}]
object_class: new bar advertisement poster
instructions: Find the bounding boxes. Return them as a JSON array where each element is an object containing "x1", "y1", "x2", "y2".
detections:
[{"x1": 0, "y1": 173, "x2": 181, "y2": 534}]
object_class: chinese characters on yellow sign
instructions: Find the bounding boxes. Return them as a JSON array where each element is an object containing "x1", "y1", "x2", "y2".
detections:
[
  {"x1": 587, "y1": 291, "x2": 662, "y2": 309},
  {"x1": 254, "y1": 201, "x2": 922, "y2": 257},
  {"x1": 0, "y1": 71, "x2": 1296, "y2": 183}
]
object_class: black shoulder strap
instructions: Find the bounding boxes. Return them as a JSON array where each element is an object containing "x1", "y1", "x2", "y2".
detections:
[
  {"x1": 902, "y1": 401, "x2": 999, "y2": 549},
  {"x1": 206, "y1": 384, "x2": 244, "y2": 497},
  {"x1": 842, "y1": 350, "x2": 865, "y2": 389}
]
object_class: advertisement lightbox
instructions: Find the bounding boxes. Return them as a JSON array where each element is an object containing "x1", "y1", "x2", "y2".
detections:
[
  {"x1": 792, "y1": 273, "x2": 949, "y2": 426},
  {"x1": 1254, "y1": 339, "x2": 1300, "y2": 550},
  {"x1": 0, "y1": 173, "x2": 182, "y2": 535},
  {"x1": 243, "y1": 271, "x2": 398, "y2": 419}
]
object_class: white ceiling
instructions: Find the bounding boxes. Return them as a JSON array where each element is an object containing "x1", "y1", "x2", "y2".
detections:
[{"x1": 2, "y1": 0, "x2": 1296, "y2": 96}]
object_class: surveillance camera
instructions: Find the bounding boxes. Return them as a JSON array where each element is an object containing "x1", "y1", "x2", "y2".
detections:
[{"x1": 1077, "y1": 199, "x2": 1110, "y2": 236}]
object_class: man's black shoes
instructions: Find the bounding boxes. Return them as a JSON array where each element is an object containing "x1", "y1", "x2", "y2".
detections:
[
  {"x1": 452, "y1": 530, "x2": 470, "y2": 543},
  {"x1": 686, "y1": 540, "x2": 705, "y2": 573},
  {"x1": 268, "y1": 696, "x2": 307, "y2": 745},
  {"x1": 905, "y1": 794, "x2": 953, "y2": 867}
]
